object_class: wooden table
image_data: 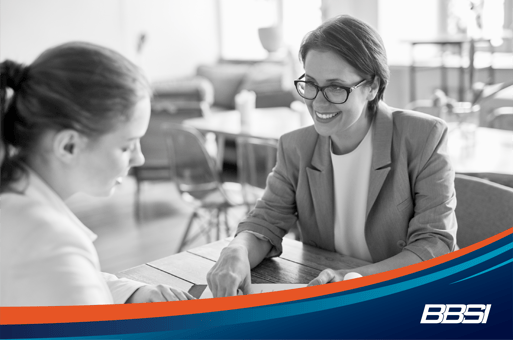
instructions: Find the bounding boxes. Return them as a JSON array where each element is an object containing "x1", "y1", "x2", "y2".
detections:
[
  {"x1": 117, "y1": 237, "x2": 370, "y2": 293},
  {"x1": 184, "y1": 107, "x2": 310, "y2": 168},
  {"x1": 185, "y1": 108, "x2": 513, "y2": 177}
]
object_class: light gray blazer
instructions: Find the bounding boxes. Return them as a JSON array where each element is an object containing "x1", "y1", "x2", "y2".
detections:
[{"x1": 237, "y1": 102, "x2": 458, "y2": 263}]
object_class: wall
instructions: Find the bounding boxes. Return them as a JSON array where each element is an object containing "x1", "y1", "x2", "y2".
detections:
[
  {"x1": 0, "y1": 0, "x2": 219, "y2": 82},
  {"x1": 0, "y1": 0, "x2": 125, "y2": 62},
  {"x1": 321, "y1": 0, "x2": 378, "y2": 28}
]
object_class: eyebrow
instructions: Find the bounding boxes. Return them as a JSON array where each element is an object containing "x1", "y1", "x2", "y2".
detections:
[{"x1": 305, "y1": 75, "x2": 349, "y2": 84}]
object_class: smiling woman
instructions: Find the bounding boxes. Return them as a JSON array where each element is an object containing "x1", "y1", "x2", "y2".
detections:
[
  {"x1": 207, "y1": 15, "x2": 458, "y2": 298},
  {"x1": 0, "y1": 42, "x2": 193, "y2": 306}
]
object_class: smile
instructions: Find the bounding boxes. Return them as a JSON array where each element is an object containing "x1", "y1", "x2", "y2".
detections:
[{"x1": 315, "y1": 111, "x2": 340, "y2": 120}]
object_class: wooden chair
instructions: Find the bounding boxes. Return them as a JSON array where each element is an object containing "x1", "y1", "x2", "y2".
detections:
[
  {"x1": 236, "y1": 136, "x2": 300, "y2": 240},
  {"x1": 132, "y1": 101, "x2": 206, "y2": 221},
  {"x1": 454, "y1": 174, "x2": 513, "y2": 249},
  {"x1": 163, "y1": 123, "x2": 244, "y2": 252},
  {"x1": 235, "y1": 136, "x2": 278, "y2": 212}
]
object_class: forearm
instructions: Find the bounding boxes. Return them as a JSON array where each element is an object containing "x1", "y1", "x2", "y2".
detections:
[
  {"x1": 227, "y1": 232, "x2": 272, "y2": 269},
  {"x1": 352, "y1": 250, "x2": 422, "y2": 276}
]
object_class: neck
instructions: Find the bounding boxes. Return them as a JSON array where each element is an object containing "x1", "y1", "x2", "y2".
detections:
[
  {"x1": 26, "y1": 157, "x2": 76, "y2": 200},
  {"x1": 331, "y1": 111, "x2": 373, "y2": 155}
]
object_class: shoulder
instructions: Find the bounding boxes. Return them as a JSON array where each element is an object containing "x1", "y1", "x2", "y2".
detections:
[
  {"x1": 280, "y1": 125, "x2": 318, "y2": 149},
  {"x1": 389, "y1": 107, "x2": 447, "y2": 138},
  {"x1": 1, "y1": 193, "x2": 88, "y2": 257}
]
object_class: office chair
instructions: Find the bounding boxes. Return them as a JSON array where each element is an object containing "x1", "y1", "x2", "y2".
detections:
[
  {"x1": 163, "y1": 123, "x2": 244, "y2": 252},
  {"x1": 454, "y1": 174, "x2": 513, "y2": 249}
]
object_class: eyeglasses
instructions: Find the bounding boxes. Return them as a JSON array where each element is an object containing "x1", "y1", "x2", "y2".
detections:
[{"x1": 294, "y1": 74, "x2": 367, "y2": 104}]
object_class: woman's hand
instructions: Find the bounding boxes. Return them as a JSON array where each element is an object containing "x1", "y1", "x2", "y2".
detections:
[
  {"x1": 125, "y1": 284, "x2": 194, "y2": 303},
  {"x1": 307, "y1": 269, "x2": 362, "y2": 286},
  {"x1": 207, "y1": 244, "x2": 252, "y2": 297}
]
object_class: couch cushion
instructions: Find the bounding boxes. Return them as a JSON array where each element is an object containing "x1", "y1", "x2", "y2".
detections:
[{"x1": 197, "y1": 64, "x2": 251, "y2": 109}]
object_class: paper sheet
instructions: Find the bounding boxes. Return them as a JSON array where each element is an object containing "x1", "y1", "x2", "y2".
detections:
[{"x1": 200, "y1": 283, "x2": 307, "y2": 299}]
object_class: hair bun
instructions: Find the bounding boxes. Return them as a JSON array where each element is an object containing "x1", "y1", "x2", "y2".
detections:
[{"x1": 1, "y1": 60, "x2": 29, "y2": 91}]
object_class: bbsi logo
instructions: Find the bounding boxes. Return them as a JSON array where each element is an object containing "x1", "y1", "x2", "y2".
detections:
[{"x1": 420, "y1": 304, "x2": 491, "y2": 324}]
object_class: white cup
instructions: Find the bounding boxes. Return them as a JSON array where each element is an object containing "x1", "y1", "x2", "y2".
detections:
[{"x1": 235, "y1": 90, "x2": 256, "y2": 132}]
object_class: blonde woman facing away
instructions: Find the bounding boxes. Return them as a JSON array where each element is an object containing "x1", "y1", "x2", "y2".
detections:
[{"x1": 0, "y1": 42, "x2": 193, "y2": 306}]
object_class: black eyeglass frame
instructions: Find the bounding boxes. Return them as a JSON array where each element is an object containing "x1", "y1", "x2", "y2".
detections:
[{"x1": 294, "y1": 74, "x2": 368, "y2": 104}]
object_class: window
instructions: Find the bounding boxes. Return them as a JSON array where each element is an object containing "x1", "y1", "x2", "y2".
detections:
[{"x1": 218, "y1": 0, "x2": 322, "y2": 61}]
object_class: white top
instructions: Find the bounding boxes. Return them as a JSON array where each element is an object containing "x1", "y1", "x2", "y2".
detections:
[
  {"x1": 0, "y1": 168, "x2": 145, "y2": 306},
  {"x1": 331, "y1": 123, "x2": 373, "y2": 262}
]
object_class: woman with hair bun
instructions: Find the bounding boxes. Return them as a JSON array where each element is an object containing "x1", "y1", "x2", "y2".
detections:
[
  {"x1": 0, "y1": 42, "x2": 193, "y2": 306},
  {"x1": 207, "y1": 15, "x2": 458, "y2": 297}
]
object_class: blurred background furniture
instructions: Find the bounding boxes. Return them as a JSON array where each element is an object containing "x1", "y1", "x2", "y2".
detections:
[
  {"x1": 488, "y1": 107, "x2": 513, "y2": 131},
  {"x1": 236, "y1": 136, "x2": 300, "y2": 240},
  {"x1": 183, "y1": 106, "x2": 307, "y2": 167},
  {"x1": 472, "y1": 80, "x2": 513, "y2": 126},
  {"x1": 408, "y1": 37, "x2": 494, "y2": 102},
  {"x1": 132, "y1": 78, "x2": 212, "y2": 221},
  {"x1": 163, "y1": 123, "x2": 244, "y2": 252},
  {"x1": 235, "y1": 136, "x2": 278, "y2": 212},
  {"x1": 454, "y1": 174, "x2": 513, "y2": 249}
]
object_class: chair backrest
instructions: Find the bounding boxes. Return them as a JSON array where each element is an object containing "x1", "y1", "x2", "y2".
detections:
[
  {"x1": 236, "y1": 136, "x2": 278, "y2": 203},
  {"x1": 454, "y1": 174, "x2": 513, "y2": 249},
  {"x1": 489, "y1": 107, "x2": 513, "y2": 131},
  {"x1": 163, "y1": 123, "x2": 222, "y2": 202}
]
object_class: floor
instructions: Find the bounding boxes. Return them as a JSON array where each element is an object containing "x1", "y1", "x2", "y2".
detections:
[{"x1": 66, "y1": 175, "x2": 247, "y2": 274}]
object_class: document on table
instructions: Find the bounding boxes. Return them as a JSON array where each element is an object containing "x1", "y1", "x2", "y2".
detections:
[{"x1": 195, "y1": 283, "x2": 308, "y2": 299}]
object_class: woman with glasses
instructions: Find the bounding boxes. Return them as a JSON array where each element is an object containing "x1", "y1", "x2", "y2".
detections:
[
  {"x1": 1, "y1": 42, "x2": 193, "y2": 306},
  {"x1": 207, "y1": 15, "x2": 457, "y2": 296}
]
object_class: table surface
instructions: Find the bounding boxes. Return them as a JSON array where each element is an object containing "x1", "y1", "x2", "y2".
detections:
[
  {"x1": 184, "y1": 107, "x2": 311, "y2": 140},
  {"x1": 117, "y1": 237, "x2": 370, "y2": 293},
  {"x1": 446, "y1": 124, "x2": 513, "y2": 175},
  {"x1": 184, "y1": 108, "x2": 513, "y2": 176}
]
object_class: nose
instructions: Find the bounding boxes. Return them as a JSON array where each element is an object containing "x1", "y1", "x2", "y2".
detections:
[
  {"x1": 130, "y1": 141, "x2": 145, "y2": 167},
  {"x1": 312, "y1": 90, "x2": 331, "y2": 107}
]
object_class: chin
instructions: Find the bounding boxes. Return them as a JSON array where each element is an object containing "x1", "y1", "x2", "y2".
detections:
[
  {"x1": 83, "y1": 186, "x2": 117, "y2": 198},
  {"x1": 313, "y1": 123, "x2": 336, "y2": 137}
]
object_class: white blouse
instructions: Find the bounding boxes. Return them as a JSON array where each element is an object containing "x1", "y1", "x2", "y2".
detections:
[
  {"x1": 0, "y1": 168, "x2": 145, "y2": 306},
  {"x1": 330, "y1": 123, "x2": 373, "y2": 262}
]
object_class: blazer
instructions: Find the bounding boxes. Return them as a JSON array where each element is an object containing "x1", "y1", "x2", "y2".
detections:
[
  {"x1": 237, "y1": 102, "x2": 458, "y2": 263},
  {"x1": 0, "y1": 168, "x2": 145, "y2": 306}
]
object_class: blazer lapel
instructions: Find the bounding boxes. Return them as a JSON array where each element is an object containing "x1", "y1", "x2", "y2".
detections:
[
  {"x1": 366, "y1": 102, "x2": 393, "y2": 217},
  {"x1": 306, "y1": 135, "x2": 335, "y2": 251}
]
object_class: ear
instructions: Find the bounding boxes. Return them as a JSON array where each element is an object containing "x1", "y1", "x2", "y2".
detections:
[
  {"x1": 52, "y1": 129, "x2": 87, "y2": 164},
  {"x1": 366, "y1": 77, "x2": 380, "y2": 101}
]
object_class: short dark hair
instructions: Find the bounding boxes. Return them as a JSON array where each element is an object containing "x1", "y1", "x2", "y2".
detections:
[
  {"x1": 0, "y1": 41, "x2": 151, "y2": 191},
  {"x1": 299, "y1": 15, "x2": 389, "y2": 114}
]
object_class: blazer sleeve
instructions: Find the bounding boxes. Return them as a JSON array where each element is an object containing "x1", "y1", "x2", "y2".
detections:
[
  {"x1": 236, "y1": 136, "x2": 298, "y2": 256},
  {"x1": 403, "y1": 120, "x2": 458, "y2": 260}
]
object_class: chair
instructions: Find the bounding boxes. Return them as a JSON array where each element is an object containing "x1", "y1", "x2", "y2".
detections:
[
  {"x1": 235, "y1": 136, "x2": 278, "y2": 212},
  {"x1": 454, "y1": 174, "x2": 513, "y2": 249},
  {"x1": 488, "y1": 107, "x2": 513, "y2": 131},
  {"x1": 236, "y1": 136, "x2": 300, "y2": 240},
  {"x1": 132, "y1": 85, "x2": 207, "y2": 221},
  {"x1": 472, "y1": 80, "x2": 513, "y2": 126},
  {"x1": 163, "y1": 123, "x2": 244, "y2": 252}
]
